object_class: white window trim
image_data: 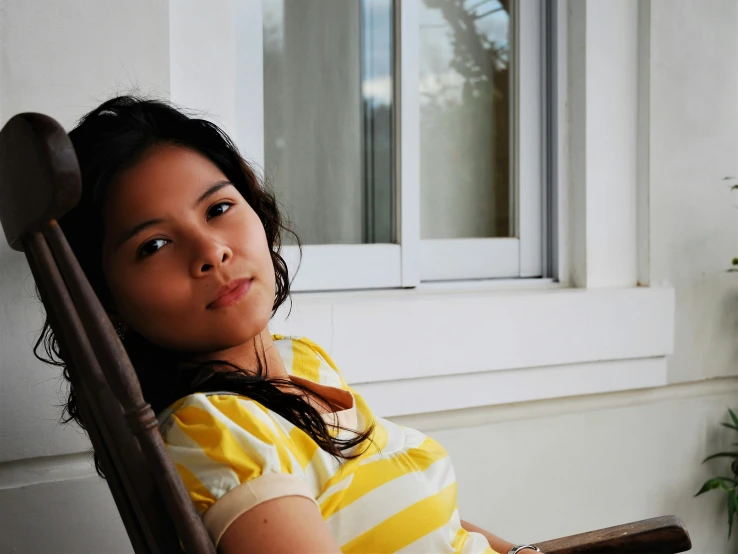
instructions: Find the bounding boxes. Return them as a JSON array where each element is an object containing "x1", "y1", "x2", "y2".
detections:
[
  {"x1": 169, "y1": 0, "x2": 671, "y2": 417},
  {"x1": 273, "y1": 287, "x2": 673, "y2": 386},
  {"x1": 271, "y1": 285, "x2": 673, "y2": 417},
  {"x1": 283, "y1": 244, "x2": 402, "y2": 291},
  {"x1": 516, "y1": 0, "x2": 546, "y2": 278},
  {"x1": 410, "y1": 0, "x2": 547, "y2": 282},
  {"x1": 420, "y1": 238, "x2": 519, "y2": 280},
  {"x1": 397, "y1": 0, "x2": 420, "y2": 287}
]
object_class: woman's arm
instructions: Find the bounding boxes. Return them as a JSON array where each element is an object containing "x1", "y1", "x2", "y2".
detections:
[
  {"x1": 219, "y1": 496, "x2": 341, "y2": 554},
  {"x1": 461, "y1": 520, "x2": 516, "y2": 554},
  {"x1": 220, "y1": 501, "x2": 519, "y2": 553}
]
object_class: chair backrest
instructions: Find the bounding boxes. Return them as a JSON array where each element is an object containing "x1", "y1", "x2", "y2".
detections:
[{"x1": 0, "y1": 113, "x2": 216, "y2": 554}]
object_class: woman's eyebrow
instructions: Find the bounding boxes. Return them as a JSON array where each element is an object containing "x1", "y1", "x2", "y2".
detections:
[
  {"x1": 114, "y1": 181, "x2": 234, "y2": 251},
  {"x1": 194, "y1": 180, "x2": 233, "y2": 207},
  {"x1": 114, "y1": 217, "x2": 165, "y2": 251}
]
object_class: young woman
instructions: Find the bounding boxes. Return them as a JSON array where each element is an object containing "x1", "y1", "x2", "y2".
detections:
[{"x1": 36, "y1": 96, "x2": 540, "y2": 554}]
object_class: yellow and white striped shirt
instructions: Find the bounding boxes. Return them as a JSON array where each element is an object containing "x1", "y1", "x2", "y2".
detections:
[{"x1": 157, "y1": 336, "x2": 496, "y2": 553}]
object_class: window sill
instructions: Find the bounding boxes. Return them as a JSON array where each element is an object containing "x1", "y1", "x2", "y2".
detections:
[{"x1": 271, "y1": 284, "x2": 674, "y2": 417}]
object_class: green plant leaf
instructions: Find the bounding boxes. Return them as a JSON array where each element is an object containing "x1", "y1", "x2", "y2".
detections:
[
  {"x1": 729, "y1": 409, "x2": 738, "y2": 428},
  {"x1": 721, "y1": 422, "x2": 738, "y2": 432},
  {"x1": 703, "y1": 452, "x2": 738, "y2": 463},
  {"x1": 695, "y1": 477, "x2": 738, "y2": 496},
  {"x1": 729, "y1": 491, "x2": 738, "y2": 538}
]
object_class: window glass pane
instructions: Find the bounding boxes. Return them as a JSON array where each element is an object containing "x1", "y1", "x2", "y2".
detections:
[
  {"x1": 263, "y1": 0, "x2": 395, "y2": 245},
  {"x1": 419, "y1": 0, "x2": 513, "y2": 239}
]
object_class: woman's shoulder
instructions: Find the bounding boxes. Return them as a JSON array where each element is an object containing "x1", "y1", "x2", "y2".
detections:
[
  {"x1": 272, "y1": 335, "x2": 349, "y2": 390},
  {"x1": 156, "y1": 391, "x2": 279, "y2": 435}
]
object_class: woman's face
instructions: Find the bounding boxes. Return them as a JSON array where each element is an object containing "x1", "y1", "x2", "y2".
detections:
[{"x1": 100, "y1": 144, "x2": 276, "y2": 354}]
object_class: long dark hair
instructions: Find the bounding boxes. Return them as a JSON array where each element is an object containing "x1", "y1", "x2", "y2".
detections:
[{"x1": 34, "y1": 95, "x2": 371, "y2": 477}]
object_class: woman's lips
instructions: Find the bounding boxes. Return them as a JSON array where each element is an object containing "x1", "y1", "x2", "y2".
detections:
[{"x1": 207, "y1": 278, "x2": 253, "y2": 309}]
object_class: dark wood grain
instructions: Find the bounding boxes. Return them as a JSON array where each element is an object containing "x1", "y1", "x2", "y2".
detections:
[
  {"x1": 535, "y1": 516, "x2": 691, "y2": 554},
  {"x1": 0, "y1": 113, "x2": 80, "y2": 251}
]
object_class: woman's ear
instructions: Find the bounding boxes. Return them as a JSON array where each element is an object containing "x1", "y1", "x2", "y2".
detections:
[{"x1": 107, "y1": 311, "x2": 129, "y2": 340}]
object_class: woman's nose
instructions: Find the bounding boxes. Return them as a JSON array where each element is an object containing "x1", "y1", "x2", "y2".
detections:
[{"x1": 190, "y1": 237, "x2": 233, "y2": 277}]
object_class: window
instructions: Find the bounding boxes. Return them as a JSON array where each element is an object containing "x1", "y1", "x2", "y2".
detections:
[{"x1": 261, "y1": 0, "x2": 551, "y2": 291}]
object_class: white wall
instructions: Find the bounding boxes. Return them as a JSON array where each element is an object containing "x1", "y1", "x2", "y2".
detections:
[
  {"x1": 0, "y1": 0, "x2": 737, "y2": 553},
  {"x1": 404, "y1": 381, "x2": 738, "y2": 553},
  {"x1": 648, "y1": 0, "x2": 738, "y2": 385}
]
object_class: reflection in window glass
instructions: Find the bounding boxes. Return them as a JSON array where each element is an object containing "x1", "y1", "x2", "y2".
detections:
[
  {"x1": 419, "y1": 0, "x2": 513, "y2": 239},
  {"x1": 263, "y1": 0, "x2": 394, "y2": 245}
]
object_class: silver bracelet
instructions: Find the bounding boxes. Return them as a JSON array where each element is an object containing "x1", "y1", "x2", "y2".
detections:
[{"x1": 508, "y1": 546, "x2": 542, "y2": 554}]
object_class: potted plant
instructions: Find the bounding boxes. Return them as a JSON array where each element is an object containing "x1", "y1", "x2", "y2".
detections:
[{"x1": 696, "y1": 408, "x2": 738, "y2": 536}]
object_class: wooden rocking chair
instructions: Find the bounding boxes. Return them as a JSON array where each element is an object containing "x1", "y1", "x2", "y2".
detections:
[{"x1": 0, "y1": 112, "x2": 692, "y2": 554}]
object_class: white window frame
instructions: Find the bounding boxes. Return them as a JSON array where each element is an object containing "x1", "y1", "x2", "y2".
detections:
[
  {"x1": 418, "y1": 0, "x2": 546, "y2": 282},
  {"x1": 256, "y1": 0, "x2": 549, "y2": 291}
]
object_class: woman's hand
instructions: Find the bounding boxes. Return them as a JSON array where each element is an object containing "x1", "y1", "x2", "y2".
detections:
[{"x1": 461, "y1": 519, "x2": 516, "y2": 554}]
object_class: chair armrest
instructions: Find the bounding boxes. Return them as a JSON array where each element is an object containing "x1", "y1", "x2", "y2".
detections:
[{"x1": 533, "y1": 515, "x2": 691, "y2": 554}]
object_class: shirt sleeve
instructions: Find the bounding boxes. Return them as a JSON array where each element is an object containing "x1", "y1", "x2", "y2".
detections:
[
  {"x1": 295, "y1": 336, "x2": 351, "y2": 389},
  {"x1": 159, "y1": 393, "x2": 317, "y2": 547}
]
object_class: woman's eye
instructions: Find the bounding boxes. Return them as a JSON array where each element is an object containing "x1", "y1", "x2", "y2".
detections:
[
  {"x1": 137, "y1": 238, "x2": 169, "y2": 258},
  {"x1": 207, "y1": 201, "x2": 233, "y2": 219}
]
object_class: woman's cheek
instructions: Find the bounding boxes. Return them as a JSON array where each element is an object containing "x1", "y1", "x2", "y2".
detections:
[
  {"x1": 140, "y1": 280, "x2": 189, "y2": 318},
  {"x1": 114, "y1": 272, "x2": 186, "y2": 327}
]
